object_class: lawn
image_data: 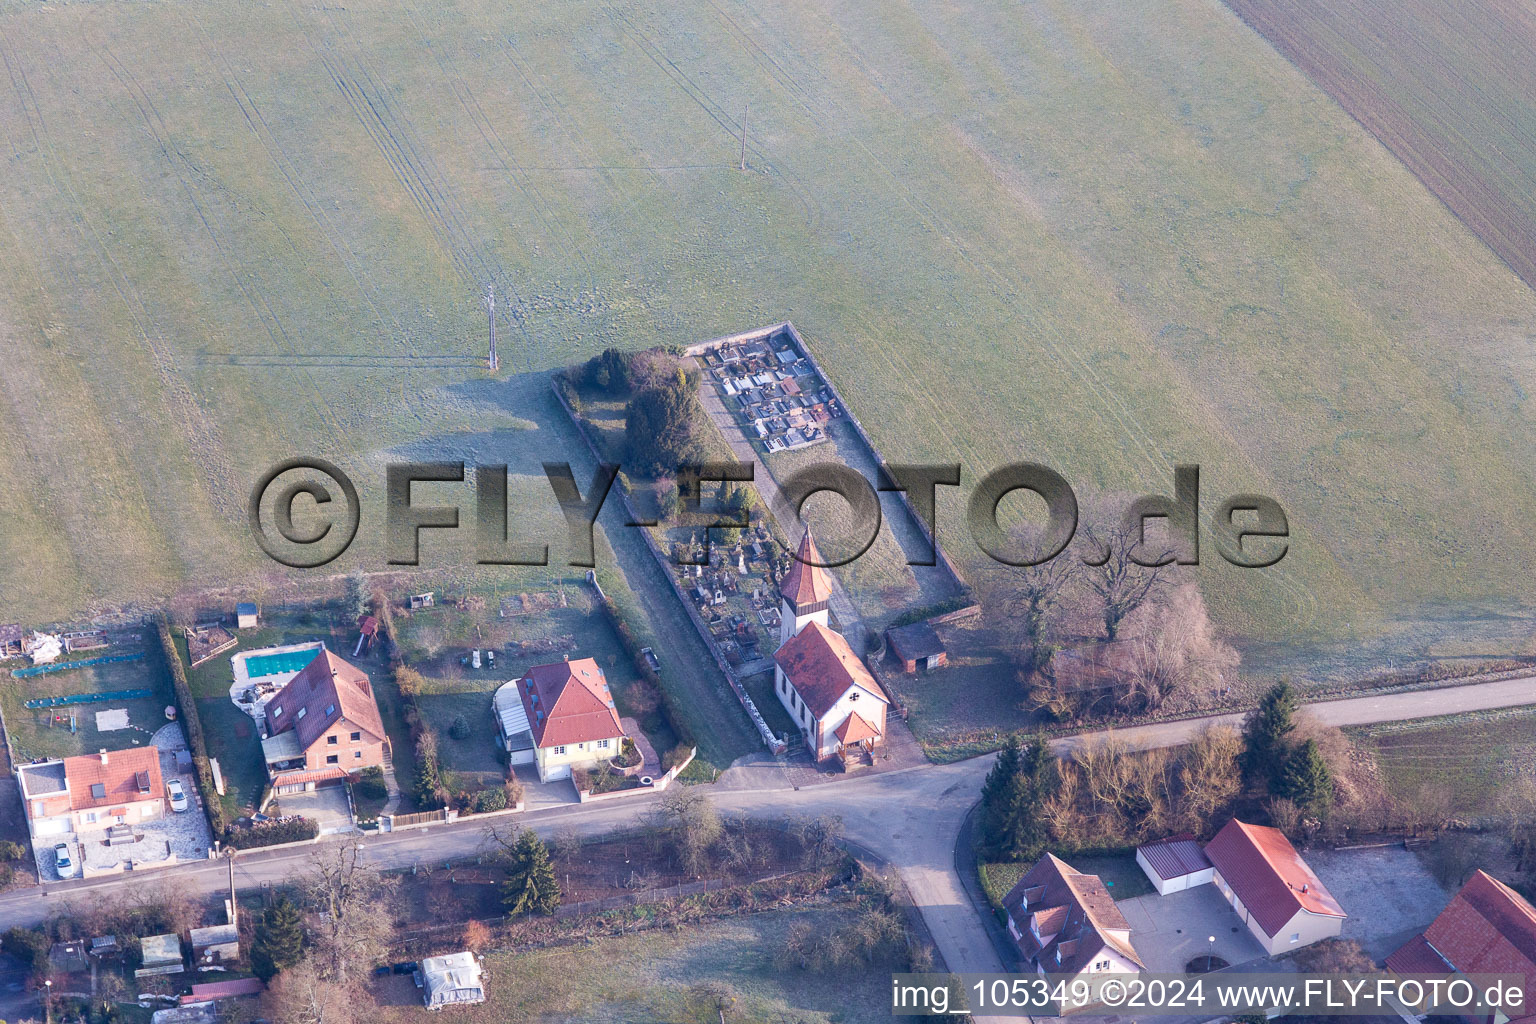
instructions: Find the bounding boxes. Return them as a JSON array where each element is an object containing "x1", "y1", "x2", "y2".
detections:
[
  {"x1": 1352, "y1": 708, "x2": 1536, "y2": 823},
  {"x1": 0, "y1": 651, "x2": 174, "y2": 762},
  {"x1": 368, "y1": 906, "x2": 907, "y2": 1024},
  {"x1": 5, "y1": 0, "x2": 1536, "y2": 704}
]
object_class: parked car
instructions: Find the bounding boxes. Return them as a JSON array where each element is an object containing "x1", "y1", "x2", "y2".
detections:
[
  {"x1": 166, "y1": 779, "x2": 188, "y2": 812},
  {"x1": 53, "y1": 843, "x2": 76, "y2": 879}
]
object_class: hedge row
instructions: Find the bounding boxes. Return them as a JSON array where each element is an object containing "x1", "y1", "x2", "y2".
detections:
[
  {"x1": 593, "y1": 589, "x2": 695, "y2": 747},
  {"x1": 155, "y1": 614, "x2": 226, "y2": 836}
]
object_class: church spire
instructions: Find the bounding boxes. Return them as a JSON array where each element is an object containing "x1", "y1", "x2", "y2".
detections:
[{"x1": 779, "y1": 530, "x2": 833, "y2": 613}]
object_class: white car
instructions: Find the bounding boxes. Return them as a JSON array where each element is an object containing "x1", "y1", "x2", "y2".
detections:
[
  {"x1": 167, "y1": 779, "x2": 188, "y2": 812},
  {"x1": 53, "y1": 843, "x2": 76, "y2": 879}
]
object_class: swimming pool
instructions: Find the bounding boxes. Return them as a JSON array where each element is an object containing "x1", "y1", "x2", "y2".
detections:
[{"x1": 243, "y1": 649, "x2": 320, "y2": 678}]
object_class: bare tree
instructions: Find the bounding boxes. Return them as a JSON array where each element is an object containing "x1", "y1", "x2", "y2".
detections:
[
  {"x1": 1075, "y1": 493, "x2": 1173, "y2": 641},
  {"x1": 1175, "y1": 724, "x2": 1243, "y2": 832},
  {"x1": 301, "y1": 845, "x2": 396, "y2": 982},
  {"x1": 643, "y1": 785, "x2": 722, "y2": 876},
  {"x1": 261, "y1": 960, "x2": 355, "y2": 1024},
  {"x1": 985, "y1": 523, "x2": 1081, "y2": 676},
  {"x1": 1120, "y1": 584, "x2": 1238, "y2": 711}
]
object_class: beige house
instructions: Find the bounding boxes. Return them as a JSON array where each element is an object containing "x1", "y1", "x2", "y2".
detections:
[
  {"x1": 1204, "y1": 819, "x2": 1346, "y2": 955},
  {"x1": 512, "y1": 658, "x2": 626, "y2": 783},
  {"x1": 262, "y1": 650, "x2": 387, "y2": 793}
]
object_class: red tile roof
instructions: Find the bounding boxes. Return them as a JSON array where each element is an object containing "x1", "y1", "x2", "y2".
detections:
[
  {"x1": 519, "y1": 658, "x2": 624, "y2": 748},
  {"x1": 63, "y1": 747, "x2": 162, "y2": 812},
  {"x1": 1385, "y1": 933, "x2": 1452, "y2": 975},
  {"x1": 1002, "y1": 853, "x2": 1144, "y2": 972},
  {"x1": 779, "y1": 532, "x2": 833, "y2": 611},
  {"x1": 1398, "y1": 870, "x2": 1536, "y2": 996},
  {"x1": 267, "y1": 650, "x2": 384, "y2": 752},
  {"x1": 834, "y1": 710, "x2": 882, "y2": 744},
  {"x1": 773, "y1": 621, "x2": 887, "y2": 719},
  {"x1": 181, "y1": 979, "x2": 265, "y2": 1004},
  {"x1": 1204, "y1": 820, "x2": 1345, "y2": 938}
]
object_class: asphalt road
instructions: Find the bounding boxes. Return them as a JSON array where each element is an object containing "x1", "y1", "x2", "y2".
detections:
[{"x1": 1, "y1": 676, "x2": 1529, "y2": 1023}]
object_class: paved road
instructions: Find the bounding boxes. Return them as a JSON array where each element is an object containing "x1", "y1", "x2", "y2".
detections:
[{"x1": 2, "y1": 675, "x2": 1530, "y2": 1021}]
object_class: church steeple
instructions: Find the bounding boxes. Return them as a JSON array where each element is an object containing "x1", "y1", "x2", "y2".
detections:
[{"x1": 779, "y1": 531, "x2": 832, "y2": 645}]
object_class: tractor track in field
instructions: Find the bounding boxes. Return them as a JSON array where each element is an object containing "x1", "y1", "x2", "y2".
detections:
[
  {"x1": 302, "y1": 2, "x2": 537, "y2": 370},
  {"x1": 85, "y1": 26, "x2": 351, "y2": 450},
  {"x1": 0, "y1": 32, "x2": 241, "y2": 528},
  {"x1": 191, "y1": 12, "x2": 420, "y2": 362}
]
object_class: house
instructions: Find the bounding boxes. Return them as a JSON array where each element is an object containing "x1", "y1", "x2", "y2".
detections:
[
  {"x1": 772, "y1": 533, "x2": 888, "y2": 763},
  {"x1": 189, "y1": 924, "x2": 240, "y2": 966},
  {"x1": 18, "y1": 747, "x2": 165, "y2": 839},
  {"x1": 261, "y1": 650, "x2": 386, "y2": 793},
  {"x1": 1386, "y1": 870, "x2": 1536, "y2": 1019},
  {"x1": 418, "y1": 951, "x2": 486, "y2": 1009},
  {"x1": 1001, "y1": 854, "x2": 1145, "y2": 978},
  {"x1": 1135, "y1": 835, "x2": 1214, "y2": 895},
  {"x1": 885, "y1": 621, "x2": 947, "y2": 674},
  {"x1": 235, "y1": 603, "x2": 259, "y2": 629},
  {"x1": 136, "y1": 933, "x2": 185, "y2": 978},
  {"x1": 513, "y1": 658, "x2": 626, "y2": 783},
  {"x1": 1204, "y1": 819, "x2": 1346, "y2": 955}
]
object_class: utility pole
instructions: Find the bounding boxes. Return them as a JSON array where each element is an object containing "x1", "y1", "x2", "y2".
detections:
[
  {"x1": 739, "y1": 104, "x2": 748, "y2": 171},
  {"x1": 227, "y1": 848, "x2": 238, "y2": 927},
  {"x1": 485, "y1": 283, "x2": 498, "y2": 372}
]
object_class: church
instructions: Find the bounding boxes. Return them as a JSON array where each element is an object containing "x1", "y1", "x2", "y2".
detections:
[{"x1": 772, "y1": 532, "x2": 889, "y2": 764}]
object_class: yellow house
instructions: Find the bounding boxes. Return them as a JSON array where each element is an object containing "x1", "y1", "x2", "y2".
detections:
[{"x1": 514, "y1": 658, "x2": 626, "y2": 783}]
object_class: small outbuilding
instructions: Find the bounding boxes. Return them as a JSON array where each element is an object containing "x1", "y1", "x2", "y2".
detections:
[
  {"x1": 48, "y1": 941, "x2": 89, "y2": 974},
  {"x1": 418, "y1": 951, "x2": 486, "y2": 1009},
  {"x1": 885, "y1": 621, "x2": 947, "y2": 674},
  {"x1": 1135, "y1": 835, "x2": 1214, "y2": 895},
  {"x1": 0, "y1": 623, "x2": 25, "y2": 659},
  {"x1": 189, "y1": 923, "x2": 240, "y2": 966},
  {"x1": 136, "y1": 934, "x2": 185, "y2": 978},
  {"x1": 235, "y1": 603, "x2": 259, "y2": 629},
  {"x1": 409, "y1": 592, "x2": 435, "y2": 610}
]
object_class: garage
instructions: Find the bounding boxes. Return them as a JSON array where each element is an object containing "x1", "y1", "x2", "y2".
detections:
[{"x1": 1136, "y1": 835, "x2": 1215, "y2": 895}]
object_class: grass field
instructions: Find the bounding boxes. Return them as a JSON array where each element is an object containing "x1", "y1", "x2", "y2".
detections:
[
  {"x1": 370, "y1": 906, "x2": 905, "y2": 1024},
  {"x1": 3, "y1": 0, "x2": 1536, "y2": 691},
  {"x1": 1352, "y1": 707, "x2": 1536, "y2": 823}
]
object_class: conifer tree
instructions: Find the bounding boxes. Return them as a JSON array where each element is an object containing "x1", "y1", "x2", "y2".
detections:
[
  {"x1": 502, "y1": 829, "x2": 561, "y2": 916},
  {"x1": 250, "y1": 896, "x2": 304, "y2": 981},
  {"x1": 1242, "y1": 681, "x2": 1297, "y2": 793},
  {"x1": 975, "y1": 734, "x2": 1057, "y2": 862},
  {"x1": 1278, "y1": 739, "x2": 1334, "y2": 818}
]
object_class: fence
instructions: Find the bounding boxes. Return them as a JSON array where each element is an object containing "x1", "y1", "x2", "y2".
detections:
[{"x1": 11, "y1": 650, "x2": 145, "y2": 679}]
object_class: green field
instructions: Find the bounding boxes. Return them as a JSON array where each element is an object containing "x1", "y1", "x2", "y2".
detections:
[{"x1": 4, "y1": 0, "x2": 1536, "y2": 691}]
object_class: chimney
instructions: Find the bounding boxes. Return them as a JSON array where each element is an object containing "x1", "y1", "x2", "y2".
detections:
[{"x1": 99, "y1": 749, "x2": 109, "y2": 766}]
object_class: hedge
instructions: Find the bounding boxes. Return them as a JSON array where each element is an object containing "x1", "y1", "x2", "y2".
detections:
[
  {"x1": 156, "y1": 614, "x2": 226, "y2": 835},
  {"x1": 222, "y1": 816, "x2": 318, "y2": 850}
]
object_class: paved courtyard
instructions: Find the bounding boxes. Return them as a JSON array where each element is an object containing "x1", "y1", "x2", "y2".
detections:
[
  {"x1": 1117, "y1": 881, "x2": 1269, "y2": 973},
  {"x1": 1306, "y1": 845, "x2": 1449, "y2": 959}
]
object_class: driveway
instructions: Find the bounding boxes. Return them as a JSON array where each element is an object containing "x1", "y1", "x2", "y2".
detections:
[
  {"x1": 270, "y1": 786, "x2": 354, "y2": 834},
  {"x1": 1306, "y1": 846, "x2": 1449, "y2": 960},
  {"x1": 1117, "y1": 883, "x2": 1269, "y2": 973}
]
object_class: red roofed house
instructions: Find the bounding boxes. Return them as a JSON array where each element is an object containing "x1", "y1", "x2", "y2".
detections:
[
  {"x1": 18, "y1": 746, "x2": 165, "y2": 839},
  {"x1": 772, "y1": 532, "x2": 888, "y2": 764},
  {"x1": 1387, "y1": 870, "x2": 1536, "y2": 1022},
  {"x1": 261, "y1": 649, "x2": 387, "y2": 794},
  {"x1": 1002, "y1": 854, "x2": 1145, "y2": 978},
  {"x1": 516, "y1": 657, "x2": 626, "y2": 782},
  {"x1": 1204, "y1": 819, "x2": 1347, "y2": 955}
]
